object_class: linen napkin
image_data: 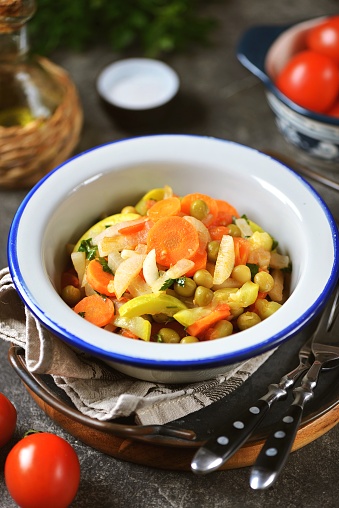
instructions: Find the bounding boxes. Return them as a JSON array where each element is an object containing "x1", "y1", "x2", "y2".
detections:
[{"x1": 0, "y1": 267, "x2": 274, "y2": 425}]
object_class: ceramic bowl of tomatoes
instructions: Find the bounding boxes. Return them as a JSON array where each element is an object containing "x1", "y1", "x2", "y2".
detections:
[
  {"x1": 237, "y1": 16, "x2": 339, "y2": 164},
  {"x1": 7, "y1": 135, "x2": 339, "y2": 383}
]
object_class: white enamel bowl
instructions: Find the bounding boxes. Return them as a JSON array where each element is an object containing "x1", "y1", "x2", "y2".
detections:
[{"x1": 7, "y1": 135, "x2": 339, "y2": 383}]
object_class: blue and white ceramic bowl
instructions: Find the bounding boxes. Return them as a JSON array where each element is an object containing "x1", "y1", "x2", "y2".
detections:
[
  {"x1": 237, "y1": 17, "x2": 339, "y2": 164},
  {"x1": 7, "y1": 135, "x2": 339, "y2": 383}
]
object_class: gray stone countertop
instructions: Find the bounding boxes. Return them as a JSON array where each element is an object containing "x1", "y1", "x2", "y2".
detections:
[{"x1": 1, "y1": 1, "x2": 339, "y2": 506}]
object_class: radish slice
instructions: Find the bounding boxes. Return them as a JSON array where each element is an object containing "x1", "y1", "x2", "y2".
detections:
[
  {"x1": 114, "y1": 253, "x2": 146, "y2": 299},
  {"x1": 183, "y1": 215, "x2": 211, "y2": 245},
  {"x1": 71, "y1": 251, "x2": 86, "y2": 286},
  {"x1": 143, "y1": 248, "x2": 159, "y2": 286},
  {"x1": 235, "y1": 218, "x2": 253, "y2": 238},
  {"x1": 213, "y1": 235, "x2": 235, "y2": 285}
]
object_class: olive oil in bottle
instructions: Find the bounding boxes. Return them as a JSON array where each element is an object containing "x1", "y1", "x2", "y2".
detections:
[{"x1": 0, "y1": 0, "x2": 63, "y2": 127}]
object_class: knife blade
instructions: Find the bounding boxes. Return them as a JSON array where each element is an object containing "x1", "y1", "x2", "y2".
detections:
[
  {"x1": 191, "y1": 335, "x2": 314, "y2": 475},
  {"x1": 250, "y1": 283, "x2": 339, "y2": 490}
]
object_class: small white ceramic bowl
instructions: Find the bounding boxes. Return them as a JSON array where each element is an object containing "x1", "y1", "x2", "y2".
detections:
[
  {"x1": 7, "y1": 135, "x2": 339, "y2": 383},
  {"x1": 96, "y1": 58, "x2": 180, "y2": 130},
  {"x1": 237, "y1": 17, "x2": 339, "y2": 165}
]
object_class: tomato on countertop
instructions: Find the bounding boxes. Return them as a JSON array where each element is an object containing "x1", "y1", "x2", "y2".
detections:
[
  {"x1": 0, "y1": 392, "x2": 17, "y2": 447},
  {"x1": 5, "y1": 432, "x2": 81, "y2": 508},
  {"x1": 327, "y1": 100, "x2": 339, "y2": 118},
  {"x1": 306, "y1": 15, "x2": 339, "y2": 65},
  {"x1": 275, "y1": 50, "x2": 339, "y2": 114}
]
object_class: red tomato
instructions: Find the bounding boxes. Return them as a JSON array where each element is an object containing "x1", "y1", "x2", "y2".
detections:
[
  {"x1": 5, "y1": 432, "x2": 80, "y2": 508},
  {"x1": 275, "y1": 50, "x2": 339, "y2": 113},
  {"x1": 327, "y1": 101, "x2": 339, "y2": 117},
  {"x1": 306, "y1": 16, "x2": 339, "y2": 65},
  {"x1": 0, "y1": 393, "x2": 17, "y2": 447}
]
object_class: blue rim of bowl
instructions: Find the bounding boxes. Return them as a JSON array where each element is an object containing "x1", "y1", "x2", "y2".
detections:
[
  {"x1": 6, "y1": 136, "x2": 339, "y2": 371},
  {"x1": 236, "y1": 19, "x2": 339, "y2": 127}
]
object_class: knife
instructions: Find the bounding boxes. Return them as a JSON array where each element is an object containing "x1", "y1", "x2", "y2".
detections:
[
  {"x1": 191, "y1": 335, "x2": 314, "y2": 474},
  {"x1": 250, "y1": 284, "x2": 339, "y2": 490}
]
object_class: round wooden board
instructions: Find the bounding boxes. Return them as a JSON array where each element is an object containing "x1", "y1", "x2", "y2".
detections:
[
  {"x1": 25, "y1": 385, "x2": 339, "y2": 470},
  {"x1": 9, "y1": 344, "x2": 339, "y2": 471}
]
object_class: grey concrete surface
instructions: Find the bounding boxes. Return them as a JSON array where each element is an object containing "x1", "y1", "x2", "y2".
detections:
[{"x1": 1, "y1": 1, "x2": 339, "y2": 506}]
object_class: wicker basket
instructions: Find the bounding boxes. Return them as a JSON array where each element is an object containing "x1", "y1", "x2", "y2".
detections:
[{"x1": 0, "y1": 56, "x2": 83, "y2": 189}]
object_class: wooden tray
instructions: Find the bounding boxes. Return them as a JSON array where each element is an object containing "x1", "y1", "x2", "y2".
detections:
[{"x1": 8, "y1": 332, "x2": 339, "y2": 471}]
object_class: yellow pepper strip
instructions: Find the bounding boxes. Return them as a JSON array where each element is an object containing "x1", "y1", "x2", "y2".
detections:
[
  {"x1": 134, "y1": 188, "x2": 165, "y2": 215},
  {"x1": 173, "y1": 306, "x2": 212, "y2": 328},
  {"x1": 248, "y1": 219, "x2": 264, "y2": 233},
  {"x1": 248, "y1": 231, "x2": 273, "y2": 251},
  {"x1": 118, "y1": 292, "x2": 187, "y2": 318},
  {"x1": 227, "y1": 281, "x2": 259, "y2": 307},
  {"x1": 113, "y1": 316, "x2": 151, "y2": 341}
]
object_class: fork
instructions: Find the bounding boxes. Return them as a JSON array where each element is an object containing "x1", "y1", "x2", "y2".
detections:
[
  {"x1": 191, "y1": 335, "x2": 314, "y2": 474},
  {"x1": 250, "y1": 284, "x2": 339, "y2": 490}
]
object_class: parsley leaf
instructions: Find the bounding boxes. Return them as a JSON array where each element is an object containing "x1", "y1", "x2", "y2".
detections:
[
  {"x1": 159, "y1": 276, "x2": 186, "y2": 291},
  {"x1": 246, "y1": 263, "x2": 259, "y2": 279},
  {"x1": 98, "y1": 257, "x2": 114, "y2": 274},
  {"x1": 159, "y1": 279, "x2": 176, "y2": 291},
  {"x1": 78, "y1": 239, "x2": 97, "y2": 260},
  {"x1": 281, "y1": 262, "x2": 293, "y2": 273},
  {"x1": 272, "y1": 239, "x2": 279, "y2": 250}
]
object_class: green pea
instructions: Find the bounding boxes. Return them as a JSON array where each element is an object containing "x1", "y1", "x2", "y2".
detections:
[
  {"x1": 237, "y1": 312, "x2": 261, "y2": 330},
  {"x1": 174, "y1": 277, "x2": 197, "y2": 297},
  {"x1": 61, "y1": 285, "x2": 81, "y2": 307},
  {"x1": 255, "y1": 299, "x2": 282, "y2": 319},
  {"x1": 180, "y1": 336, "x2": 199, "y2": 343},
  {"x1": 207, "y1": 240, "x2": 220, "y2": 262},
  {"x1": 193, "y1": 269, "x2": 213, "y2": 288},
  {"x1": 254, "y1": 271, "x2": 274, "y2": 292},
  {"x1": 194, "y1": 286, "x2": 214, "y2": 307},
  {"x1": 153, "y1": 313, "x2": 172, "y2": 323},
  {"x1": 230, "y1": 305, "x2": 244, "y2": 319},
  {"x1": 190, "y1": 199, "x2": 209, "y2": 220},
  {"x1": 208, "y1": 319, "x2": 233, "y2": 339},
  {"x1": 158, "y1": 328, "x2": 181, "y2": 343},
  {"x1": 227, "y1": 224, "x2": 241, "y2": 237},
  {"x1": 231, "y1": 264, "x2": 251, "y2": 284}
]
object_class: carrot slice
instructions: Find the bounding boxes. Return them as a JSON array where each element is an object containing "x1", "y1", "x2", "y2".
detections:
[
  {"x1": 86, "y1": 259, "x2": 114, "y2": 296},
  {"x1": 233, "y1": 237, "x2": 250, "y2": 266},
  {"x1": 185, "y1": 243, "x2": 208, "y2": 276},
  {"x1": 209, "y1": 211, "x2": 234, "y2": 227},
  {"x1": 180, "y1": 193, "x2": 218, "y2": 225},
  {"x1": 147, "y1": 197, "x2": 181, "y2": 221},
  {"x1": 73, "y1": 294, "x2": 115, "y2": 327},
  {"x1": 209, "y1": 199, "x2": 240, "y2": 227},
  {"x1": 215, "y1": 199, "x2": 240, "y2": 218},
  {"x1": 209, "y1": 225, "x2": 230, "y2": 241},
  {"x1": 147, "y1": 215, "x2": 199, "y2": 267},
  {"x1": 118, "y1": 217, "x2": 149, "y2": 235},
  {"x1": 186, "y1": 303, "x2": 231, "y2": 338},
  {"x1": 120, "y1": 329, "x2": 139, "y2": 339}
]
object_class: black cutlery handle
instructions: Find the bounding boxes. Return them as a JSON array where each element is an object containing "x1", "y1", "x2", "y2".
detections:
[
  {"x1": 250, "y1": 404, "x2": 303, "y2": 490},
  {"x1": 191, "y1": 398, "x2": 270, "y2": 474}
]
